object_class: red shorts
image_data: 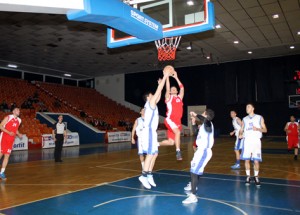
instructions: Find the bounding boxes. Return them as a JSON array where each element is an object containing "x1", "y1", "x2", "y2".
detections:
[
  {"x1": 164, "y1": 118, "x2": 182, "y2": 141},
  {"x1": 287, "y1": 136, "x2": 299, "y2": 149},
  {"x1": 0, "y1": 134, "x2": 15, "y2": 155}
]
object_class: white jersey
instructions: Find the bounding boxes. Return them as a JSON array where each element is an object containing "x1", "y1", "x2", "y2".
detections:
[
  {"x1": 243, "y1": 114, "x2": 263, "y2": 139},
  {"x1": 143, "y1": 101, "x2": 159, "y2": 130},
  {"x1": 135, "y1": 117, "x2": 144, "y2": 137},
  {"x1": 232, "y1": 117, "x2": 241, "y2": 136},
  {"x1": 196, "y1": 122, "x2": 214, "y2": 149}
]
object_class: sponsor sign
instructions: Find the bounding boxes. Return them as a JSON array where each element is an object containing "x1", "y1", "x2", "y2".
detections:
[
  {"x1": 42, "y1": 132, "x2": 80, "y2": 149},
  {"x1": 107, "y1": 132, "x2": 131, "y2": 143},
  {"x1": 13, "y1": 135, "x2": 28, "y2": 151}
]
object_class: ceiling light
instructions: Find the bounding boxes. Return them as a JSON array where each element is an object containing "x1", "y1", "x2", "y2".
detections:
[
  {"x1": 234, "y1": 41, "x2": 239, "y2": 44},
  {"x1": 186, "y1": 46, "x2": 192, "y2": 50},
  {"x1": 206, "y1": 56, "x2": 210, "y2": 59},
  {"x1": 248, "y1": 51, "x2": 252, "y2": 54},
  {"x1": 215, "y1": 24, "x2": 221, "y2": 29},
  {"x1": 64, "y1": 73, "x2": 72, "y2": 77},
  {"x1": 272, "y1": 14, "x2": 279, "y2": 19},
  {"x1": 7, "y1": 64, "x2": 18, "y2": 68},
  {"x1": 187, "y1": 0, "x2": 194, "y2": 6},
  {"x1": 297, "y1": 31, "x2": 300, "y2": 35},
  {"x1": 290, "y1": 46, "x2": 295, "y2": 49}
]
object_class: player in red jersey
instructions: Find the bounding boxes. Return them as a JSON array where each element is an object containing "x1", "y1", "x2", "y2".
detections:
[
  {"x1": 159, "y1": 67, "x2": 184, "y2": 160},
  {"x1": 0, "y1": 107, "x2": 23, "y2": 180},
  {"x1": 284, "y1": 115, "x2": 299, "y2": 160}
]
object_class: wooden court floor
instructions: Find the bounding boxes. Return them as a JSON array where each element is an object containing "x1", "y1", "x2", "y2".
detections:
[{"x1": 0, "y1": 136, "x2": 299, "y2": 210}]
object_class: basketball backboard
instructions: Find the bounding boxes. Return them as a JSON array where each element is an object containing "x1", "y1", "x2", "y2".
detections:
[{"x1": 107, "y1": 0, "x2": 215, "y2": 48}]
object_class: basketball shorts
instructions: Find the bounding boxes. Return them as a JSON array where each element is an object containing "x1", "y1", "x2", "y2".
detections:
[
  {"x1": 234, "y1": 137, "x2": 244, "y2": 150},
  {"x1": 240, "y1": 137, "x2": 262, "y2": 162},
  {"x1": 0, "y1": 134, "x2": 15, "y2": 155},
  {"x1": 164, "y1": 118, "x2": 182, "y2": 141},
  {"x1": 190, "y1": 148, "x2": 212, "y2": 175},
  {"x1": 137, "y1": 138, "x2": 147, "y2": 156},
  {"x1": 287, "y1": 136, "x2": 299, "y2": 149},
  {"x1": 139, "y1": 127, "x2": 159, "y2": 155}
]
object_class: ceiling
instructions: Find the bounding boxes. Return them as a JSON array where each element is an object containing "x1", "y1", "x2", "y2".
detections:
[{"x1": 0, "y1": 0, "x2": 299, "y2": 79}]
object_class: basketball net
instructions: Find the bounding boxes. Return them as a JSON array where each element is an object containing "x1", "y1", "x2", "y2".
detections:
[{"x1": 155, "y1": 36, "x2": 181, "y2": 61}]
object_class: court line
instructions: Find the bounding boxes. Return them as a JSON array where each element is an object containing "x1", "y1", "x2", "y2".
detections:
[
  {"x1": 106, "y1": 184, "x2": 298, "y2": 213},
  {"x1": 155, "y1": 172, "x2": 300, "y2": 188},
  {"x1": 96, "y1": 166, "x2": 141, "y2": 172},
  {"x1": 0, "y1": 172, "x2": 139, "y2": 211},
  {"x1": 98, "y1": 184, "x2": 248, "y2": 215}
]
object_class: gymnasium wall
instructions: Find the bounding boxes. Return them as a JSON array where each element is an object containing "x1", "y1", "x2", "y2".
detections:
[{"x1": 124, "y1": 54, "x2": 300, "y2": 136}]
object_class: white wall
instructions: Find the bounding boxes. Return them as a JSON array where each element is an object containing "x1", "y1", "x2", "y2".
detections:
[{"x1": 95, "y1": 74, "x2": 141, "y2": 112}]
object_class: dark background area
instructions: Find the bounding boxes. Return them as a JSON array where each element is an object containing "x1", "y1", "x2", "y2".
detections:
[{"x1": 125, "y1": 54, "x2": 300, "y2": 136}]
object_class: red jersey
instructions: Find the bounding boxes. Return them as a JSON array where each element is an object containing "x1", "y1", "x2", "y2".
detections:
[
  {"x1": 165, "y1": 95, "x2": 183, "y2": 121},
  {"x1": 287, "y1": 122, "x2": 298, "y2": 137},
  {"x1": 1, "y1": 114, "x2": 21, "y2": 139}
]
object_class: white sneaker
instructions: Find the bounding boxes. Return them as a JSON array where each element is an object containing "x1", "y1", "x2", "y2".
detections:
[
  {"x1": 147, "y1": 174, "x2": 156, "y2": 187},
  {"x1": 184, "y1": 182, "x2": 198, "y2": 191},
  {"x1": 139, "y1": 176, "x2": 151, "y2": 189},
  {"x1": 184, "y1": 182, "x2": 192, "y2": 191},
  {"x1": 182, "y1": 194, "x2": 198, "y2": 204}
]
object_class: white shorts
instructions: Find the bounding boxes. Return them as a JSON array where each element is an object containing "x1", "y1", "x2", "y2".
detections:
[
  {"x1": 240, "y1": 137, "x2": 262, "y2": 162},
  {"x1": 234, "y1": 137, "x2": 244, "y2": 150},
  {"x1": 137, "y1": 138, "x2": 146, "y2": 155},
  {"x1": 139, "y1": 127, "x2": 159, "y2": 155},
  {"x1": 190, "y1": 148, "x2": 212, "y2": 175}
]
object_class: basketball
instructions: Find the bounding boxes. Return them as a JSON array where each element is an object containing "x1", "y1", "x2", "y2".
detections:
[{"x1": 163, "y1": 65, "x2": 175, "y2": 76}]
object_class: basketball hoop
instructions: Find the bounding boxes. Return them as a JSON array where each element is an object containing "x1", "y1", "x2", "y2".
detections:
[{"x1": 155, "y1": 36, "x2": 181, "y2": 61}]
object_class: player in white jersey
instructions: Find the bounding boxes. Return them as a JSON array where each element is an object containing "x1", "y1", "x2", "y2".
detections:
[
  {"x1": 239, "y1": 103, "x2": 267, "y2": 187},
  {"x1": 131, "y1": 108, "x2": 145, "y2": 171},
  {"x1": 138, "y1": 66, "x2": 173, "y2": 189},
  {"x1": 229, "y1": 110, "x2": 243, "y2": 169},
  {"x1": 182, "y1": 109, "x2": 215, "y2": 204}
]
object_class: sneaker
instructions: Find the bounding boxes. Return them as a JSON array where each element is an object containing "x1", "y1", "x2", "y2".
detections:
[
  {"x1": 147, "y1": 174, "x2": 156, "y2": 187},
  {"x1": 231, "y1": 163, "x2": 240, "y2": 170},
  {"x1": 245, "y1": 176, "x2": 251, "y2": 186},
  {"x1": 176, "y1": 151, "x2": 182, "y2": 160},
  {"x1": 182, "y1": 194, "x2": 198, "y2": 204},
  {"x1": 294, "y1": 155, "x2": 298, "y2": 161},
  {"x1": 253, "y1": 176, "x2": 261, "y2": 187},
  {"x1": 139, "y1": 176, "x2": 151, "y2": 189},
  {"x1": 184, "y1": 182, "x2": 198, "y2": 191},
  {"x1": 0, "y1": 173, "x2": 7, "y2": 180}
]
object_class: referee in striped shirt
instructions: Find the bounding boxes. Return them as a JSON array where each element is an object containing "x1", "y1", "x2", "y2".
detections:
[{"x1": 52, "y1": 115, "x2": 67, "y2": 162}]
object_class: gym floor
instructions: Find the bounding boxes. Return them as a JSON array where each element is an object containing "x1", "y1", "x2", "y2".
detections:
[{"x1": 0, "y1": 137, "x2": 299, "y2": 214}]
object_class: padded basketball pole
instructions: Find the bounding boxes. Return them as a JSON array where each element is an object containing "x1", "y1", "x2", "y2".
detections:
[{"x1": 67, "y1": 0, "x2": 163, "y2": 41}]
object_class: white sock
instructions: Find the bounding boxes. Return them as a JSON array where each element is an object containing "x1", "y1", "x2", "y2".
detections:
[
  {"x1": 141, "y1": 162, "x2": 144, "y2": 170},
  {"x1": 176, "y1": 149, "x2": 180, "y2": 152},
  {"x1": 1, "y1": 168, "x2": 5, "y2": 174},
  {"x1": 246, "y1": 170, "x2": 250, "y2": 176},
  {"x1": 254, "y1": 170, "x2": 259, "y2": 177}
]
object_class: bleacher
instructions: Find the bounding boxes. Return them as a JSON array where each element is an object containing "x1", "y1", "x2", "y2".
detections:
[{"x1": 0, "y1": 77, "x2": 139, "y2": 141}]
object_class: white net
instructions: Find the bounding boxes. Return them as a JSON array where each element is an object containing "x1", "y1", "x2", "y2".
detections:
[{"x1": 155, "y1": 36, "x2": 181, "y2": 61}]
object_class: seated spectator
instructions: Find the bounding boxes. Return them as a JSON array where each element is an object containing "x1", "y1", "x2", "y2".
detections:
[{"x1": 0, "y1": 100, "x2": 9, "y2": 112}]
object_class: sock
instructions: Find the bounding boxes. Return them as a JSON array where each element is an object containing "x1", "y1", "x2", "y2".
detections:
[
  {"x1": 141, "y1": 162, "x2": 144, "y2": 170},
  {"x1": 176, "y1": 149, "x2": 180, "y2": 152},
  {"x1": 147, "y1": 171, "x2": 152, "y2": 176},
  {"x1": 142, "y1": 171, "x2": 147, "y2": 177},
  {"x1": 1, "y1": 168, "x2": 5, "y2": 174},
  {"x1": 254, "y1": 170, "x2": 259, "y2": 177},
  {"x1": 246, "y1": 170, "x2": 250, "y2": 176},
  {"x1": 191, "y1": 173, "x2": 199, "y2": 195},
  {"x1": 236, "y1": 160, "x2": 240, "y2": 165}
]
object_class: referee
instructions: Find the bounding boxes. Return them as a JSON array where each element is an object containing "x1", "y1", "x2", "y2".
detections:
[{"x1": 52, "y1": 115, "x2": 67, "y2": 162}]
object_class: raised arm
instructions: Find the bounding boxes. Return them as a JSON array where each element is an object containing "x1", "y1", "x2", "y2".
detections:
[
  {"x1": 165, "y1": 76, "x2": 170, "y2": 100},
  {"x1": 172, "y1": 71, "x2": 184, "y2": 99},
  {"x1": 150, "y1": 71, "x2": 170, "y2": 108}
]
